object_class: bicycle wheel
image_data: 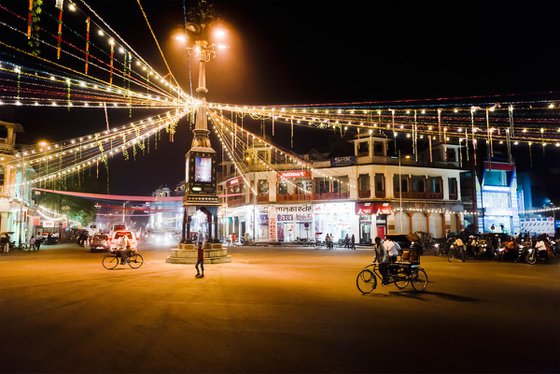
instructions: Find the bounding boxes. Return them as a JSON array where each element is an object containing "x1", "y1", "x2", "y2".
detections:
[
  {"x1": 410, "y1": 268, "x2": 428, "y2": 292},
  {"x1": 127, "y1": 253, "x2": 144, "y2": 269},
  {"x1": 356, "y1": 269, "x2": 377, "y2": 294},
  {"x1": 102, "y1": 255, "x2": 119, "y2": 270}
]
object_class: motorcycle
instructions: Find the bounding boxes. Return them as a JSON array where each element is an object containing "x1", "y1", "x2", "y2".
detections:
[
  {"x1": 494, "y1": 239, "x2": 520, "y2": 262},
  {"x1": 525, "y1": 238, "x2": 554, "y2": 264}
]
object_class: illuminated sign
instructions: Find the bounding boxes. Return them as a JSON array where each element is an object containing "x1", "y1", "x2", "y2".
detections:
[
  {"x1": 227, "y1": 177, "x2": 241, "y2": 187},
  {"x1": 278, "y1": 170, "x2": 311, "y2": 179},
  {"x1": 194, "y1": 156, "x2": 212, "y2": 183},
  {"x1": 355, "y1": 202, "x2": 392, "y2": 215}
]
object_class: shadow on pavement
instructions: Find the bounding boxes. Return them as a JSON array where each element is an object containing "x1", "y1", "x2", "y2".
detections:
[{"x1": 389, "y1": 290, "x2": 481, "y2": 303}]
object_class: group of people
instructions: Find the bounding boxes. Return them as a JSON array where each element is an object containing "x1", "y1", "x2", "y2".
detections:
[
  {"x1": 28, "y1": 235, "x2": 44, "y2": 251},
  {"x1": 372, "y1": 236, "x2": 402, "y2": 285},
  {"x1": 343, "y1": 234, "x2": 356, "y2": 250},
  {"x1": 322, "y1": 233, "x2": 356, "y2": 250}
]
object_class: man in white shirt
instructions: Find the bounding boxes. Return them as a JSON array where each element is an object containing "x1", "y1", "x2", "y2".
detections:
[{"x1": 383, "y1": 238, "x2": 400, "y2": 263}]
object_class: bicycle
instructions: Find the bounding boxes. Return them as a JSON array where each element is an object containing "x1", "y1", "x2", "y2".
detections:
[
  {"x1": 102, "y1": 249, "x2": 144, "y2": 270},
  {"x1": 356, "y1": 262, "x2": 428, "y2": 294}
]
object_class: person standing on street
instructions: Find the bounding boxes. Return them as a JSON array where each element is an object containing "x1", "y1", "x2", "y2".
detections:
[
  {"x1": 344, "y1": 234, "x2": 350, "y2": 248},
  {"x1": 195, "y1": 242, "x2": 205, "y2": 278},
  {"x1": 351, "y1": 234, "x2": 356, "y2": 250},
  {"x1": 29, "y1": 236, "x2": 36, "y2": 251}
]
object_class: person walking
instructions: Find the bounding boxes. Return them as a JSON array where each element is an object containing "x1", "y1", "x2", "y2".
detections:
[
  {"x1": 195, "y1": 242, "x2": 205, "y2": 278},
  {"x1": 29, "y1": 236, "x2": 36, "y2": 251},
  {"x1": 344, "y1": 234, "x2": 350, "y2": 248},
  {"x1": 35, "y1": 236, "x2": 43, "y2": 251},
  {"x1": 351, "y1": 234, "x2": 356, "y2": 250}
]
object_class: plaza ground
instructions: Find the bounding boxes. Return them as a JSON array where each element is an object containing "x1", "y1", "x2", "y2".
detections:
[{"x1": 0, "y1": 244, "x2": 558, "y2": 373}]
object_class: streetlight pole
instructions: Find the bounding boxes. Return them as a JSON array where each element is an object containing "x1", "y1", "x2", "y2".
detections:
[{"x1": 398, "y1": 149, "x2": 403, "y2": 233}]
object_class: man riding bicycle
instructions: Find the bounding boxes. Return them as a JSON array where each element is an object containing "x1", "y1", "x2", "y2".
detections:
[
  {"x1": 116, "y1": 234, "x2": 131, "y2": 265},
  {"x1": 373, "y1": 237, "x2": 391, "y2": 285}
]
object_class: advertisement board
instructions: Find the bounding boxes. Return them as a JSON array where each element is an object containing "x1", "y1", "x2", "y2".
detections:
[{"x1": 194, "y1": 156, "x2": 212, "y2": 182}]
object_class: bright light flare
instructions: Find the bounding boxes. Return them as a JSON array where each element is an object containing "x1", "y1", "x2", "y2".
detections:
[
  {"x1": 213, "y1": 27, "x2": 227, "y2": 39},
  {"x1": 174, "y1": 34, "x2": 187, "y2": 43}
]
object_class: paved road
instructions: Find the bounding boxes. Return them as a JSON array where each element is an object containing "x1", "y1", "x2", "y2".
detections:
[{"x1": 0, "y1": 244, "x2": 558, "y2": 373}]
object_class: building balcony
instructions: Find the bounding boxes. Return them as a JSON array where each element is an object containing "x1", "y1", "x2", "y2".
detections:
[
  {"x1": 312, "y1": 191, "x2": 350, "y2": 201},
  {"x1": 358, "y1": 190, "x2": 371, "y2": 198},
  {"x1": 394, "y1": 191, "x2": 444, "y2": 200},
  {"x1": 276, "y1": 193, "x2": 311, "y2": 202},
  {"x1": 227, "y1": 196, "x2": 246, "y2": 207},
  {"x1": 375, "y1": 190, "x2": 386, "y2": 198},
  {"x1": 257, "y1": 194, "x2": 269, "y2": 203}
]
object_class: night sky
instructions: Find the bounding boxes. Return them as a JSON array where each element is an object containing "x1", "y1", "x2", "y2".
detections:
[{"x1": 1, "y1": 0, "x2": 559, "y2": 195}]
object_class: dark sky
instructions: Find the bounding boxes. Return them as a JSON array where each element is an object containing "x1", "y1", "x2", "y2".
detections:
[{"x1": 2, "y1": 0, "x2": 559, "y2": 194}]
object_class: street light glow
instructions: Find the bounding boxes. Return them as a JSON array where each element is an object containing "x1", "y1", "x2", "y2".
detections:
[
  {"x1": 174, "y1": 34, "x2": 187, "y2": 43},
  {"x1": 213, "y1": 27, "x2": 226, "y2": 39}
]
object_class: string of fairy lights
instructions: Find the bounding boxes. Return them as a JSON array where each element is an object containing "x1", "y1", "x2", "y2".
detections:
[
  {"x1": 4, "y1": 109, "x2": 190, "y2": 193},
  {"x1": 210, "y1": 100, "x2": 560, "y2": 166},
  {"x1": 0, "y1": 0, "x2": 194, "y2": 110}
]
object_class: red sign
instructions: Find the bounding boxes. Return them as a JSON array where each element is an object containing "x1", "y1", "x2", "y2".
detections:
[
  {"x1": 484, "y1": 162, "x2": 514, "y2": 171},
  {"x1": 278, "y1": 170, "x2": 311, "y2": 179},
  {"x1": 355, "y1": 202, "x2": 392, "y2": 215},
  {"x1": 227, "y1": 177, "x2": 242, "y2": 187}
]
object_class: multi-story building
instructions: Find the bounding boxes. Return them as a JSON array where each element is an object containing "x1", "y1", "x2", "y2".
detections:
[
  {"x1": 0, "y1": 120, "x2": 36, "y2": 245},
  {"x1": 218, "y1": 136, "x2": 466, "y2": 244}
]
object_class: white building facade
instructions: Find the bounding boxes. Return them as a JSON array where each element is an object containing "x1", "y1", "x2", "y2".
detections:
[{"x1": 218, "y1": 137, "x2": 466, "y2": 244}]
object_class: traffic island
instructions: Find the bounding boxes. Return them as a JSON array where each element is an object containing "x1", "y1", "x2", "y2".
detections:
[{"x1": 166, "y1": 242, "x2": 231, "y2": 264}]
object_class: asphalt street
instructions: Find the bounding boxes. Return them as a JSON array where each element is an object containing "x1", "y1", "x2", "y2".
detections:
[{"x1": 0, "y1": 243, "x2": 558, "y2": 373}]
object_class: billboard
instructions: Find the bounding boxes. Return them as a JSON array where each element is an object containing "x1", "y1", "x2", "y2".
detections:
[{"x1": 194, "y1": 156, "x2": 212, "y2": 183}]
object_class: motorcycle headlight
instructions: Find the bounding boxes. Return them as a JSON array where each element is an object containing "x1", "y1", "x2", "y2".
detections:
[{"x1": 434, "y1": 243, "x2": 440, "y2": 248}]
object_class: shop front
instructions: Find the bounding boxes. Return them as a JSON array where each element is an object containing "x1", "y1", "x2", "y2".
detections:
[
  {"x1": 355, "y1": 202, "x2": 391, "y2": 242},
  {"x1": 273, "y1": 204, "x2": 313, "y2": 242},
  {"x1": 313, "y1": 202, "x2": 357, "y2": 242}
]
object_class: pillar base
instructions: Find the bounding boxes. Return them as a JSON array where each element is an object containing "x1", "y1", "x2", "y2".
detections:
[{"x1": 166, "y1": 242, "x2": 231, "y2": 264}]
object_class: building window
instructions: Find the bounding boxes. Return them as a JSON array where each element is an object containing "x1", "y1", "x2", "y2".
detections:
[
  {"x1": 411, "y1": 176, "x2": 426, "y2": 193},
  {"x1": 295, "y1": 180, "x2": 312, "y2": 194},
  {"x1": 484, "y1": 170, "x2": 511, "y2": 187},
  {"x1": 332, "y1": 176, "x2": 349, "y2": 194},
  {"x1": 446, "y1": 148, "x2": 457, "y2": 162},
  {"x1": 393, "y1": 175, "x2": 408, "y2": 193},
  {"x1": 258, "y1": 179, "x2": 269, "y2": 195},
  {"x1": 373, "y1": 142, "x2": 384, "y2": 156},
  {"x1": 428, "y1": 177, "x2": 442, "y2": 193},
  {"x1": 374, "y1": 174, "x2": 385, "y2": 196},
  {"x1": 278, "y1": 182, "x2": 288, "y2": 195},
  {"x1": 357, "y1": 141, "x2": 369, "y2": 156},
  {"x1": 449, "y1": 177, "x2": 458, "y2": 199},
  {"x1": 358, "y1": 174, "x2": 370, "y2": 193},
  {"x1": 314, "y1": 178, "x2": 330, "y2": 194}
]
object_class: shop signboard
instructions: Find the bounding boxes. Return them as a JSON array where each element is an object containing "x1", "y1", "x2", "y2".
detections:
[
  {"x1": 330, "y1": 155, "x2": 356, "y2": 167},
  {"x1": 277, "y1": 170, "x2": 311, "y2": 180},
  {"x1": 296, "y1": 214, "x2": 312, "y2": 222},
  {"x1": 43, "y1": 220, "x2": 55, "y2": 228},
  {"x1": 227, "y1": 177, "x2": 242, "y2": 187},
  {"x1": 269, "y1": 216, "x2": 277, "y2": 241},
  {"x1": 258, "y1": 214, "x2": 269, "y2": 225},
  {"x1": 355, "y1": 202, "x2": 392, "y2": 215},
  {"x1": 278, "y1": 214, "x2": 294, "y2": 222},
  {"x1": 275, "y1": 205, "x2": 312, "y2": 213}
]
